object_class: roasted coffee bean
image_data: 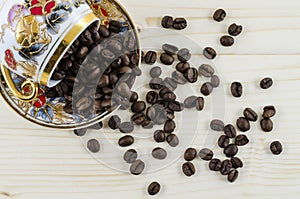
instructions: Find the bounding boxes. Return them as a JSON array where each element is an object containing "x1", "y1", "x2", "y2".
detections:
[
  {"x1": 176, "y1": 62, "x2": 190, "y2": 73},
  {"x1": 51, "y1": 72, "x2": 64, "y2": 80},
  {"x1": 123, "y1": 149, "x2": 137, "y2": 163},
  {"x1": 244, "y1": 107, "x2": 258, "y2": 122},
  {"x1": 160, "y1": 53, "x2": 175, "y2": 65},
  {"x1": 260, "y1": 118, "x2": 273, "y2": 132},
  {"x1": 220, "y1": 35, "x2": 234, "y2": 47},
  {"x1": 152, "y1": 147, "x2": 167, "y2": 160},
  {"x1": 270, "y1": 141, "x2": 283, "y2": 155},
  {"x1": 150, "y1": 66, "x2": 162, "y2": 78},
  {"x1": 109, "y1": 20, "x2": 123, "y2": 33},
  {"x1": 201, "y1": 82, "x2": 213, "y2": 96},
  {"x1": 236, "y1": 117, "x2": 250, "y2": 132},
  {"x1": 220, "y1": 159, "x2": 233, "y2": 175},
  {"x1": 218, "y1": 135, "x2": 230, "y2": 148},
  {"x1": 231, "y1": 157, "x2": 243, "y2": 169},
  {"x1": 162, "y1": 92, "x2": 176, "y2": 102},
  {"x1": 167, "y1": 134, "x2": 179, "y2": 147},
  {"x1": 203, "y1": 47, "x2": 217, "y2": 60},
  {"x1": 74, "y1": 128, "x2": 87, "y2": 137},
  {"x1": 262, "y1": 105, "x2": 276, "y2": 118},
  {"x1": 161, "y1": 16, "x2": 173, "y2": 28},
  {"x1": 75, "y1": 97, "x2": 92, "y2": 112},
  {"x1": 144, "y1": 51, "x2": 157, "y2": 65},
  {"x1": 154, "y1": 130, "x2": 166, "y2": 143},
  {"x1": 199, "y1": 148, "x2": 214, "y2": 161},
  {"x1": 98, "y1": 25, "x2": 110, "y2": 37},
  {"x1": 228, "y1": 169, "x2": 239, "y2": 183},
  {"x1": 172, "y1": 71, "x2": 187, "y2": 85},
  {"x1": 131, "y1": 101, "x2": 146, "y2": 113},
  {"x1": 146, "y1": 91, "x2": 159, "y2": 104},
  {"x1": 173, "y1": 18, "x2": 187, "y2": 30},
  {"x1": 166, "y1": 110, "x2": 175, "y2": 120},
  {"x1": 231, "y1": 82, "x2": 243, "y2": 97},
  {"x1": 224, "y1": 144, "x2": 239, "y2": 157},
  {"x1": 177, "y1": 48, "x2": 191, "y2": 62},
  {"x1": 184, "y1": 148, "x2": 197, "y2": 161},
  {"x1": 168, "y1": 101, "x2": 183, "y2": 112},
  {"x1": 148, "y1": 182, "x2": 160, "y2": 196},
  {"x1": 199, "y1": 64, "x2": 214, "y2": 77},
  {"x1": 182, "y1": 162, "x2": 195, "y2": 177},
  {"x1": 149, "y1": 77, "x2": 164, "y2": 90},
  {"x1": 209, "y1": 158, "x2": 222, "y2": 171},
  {"x1": 129, "y1": 91, "x2": 139, "y2": 103},
  {"x1": 211, "y1": 75, "x2": 220, "y2": 88},
  {"x1": 228, "y1": 23, "x2": 243, "y2": 36},
  {"x1": 118, "y1": 135, "x2": 134, "y2": 147},
  {"x1": 142, "y1": 120, "x2": 154, "y2": 129},
  {"x1": 159, "y1": 85, "x2": 172, "y2": 98},
  {"x1": 260, "y1": 77, "x2": 273, "y2": 89},
  {"x1": 163, "y1": 77, "x2": 177, "y2": 91},
  {"x1": 224, "y1": 124, "x2": 237, "y2": 138},
  {"x1": 119, "y1": 122, "x2": 134, "y2": 134},
  {"x1": 213, "y1": 9, "x2": 226, "y2": 22},
  {"x1": 87, "y1": 139, "x2": 100, "y2": 153},
  {"x1": 184, "y1": 68, "x2": 198, "y2": 83},
  {"x1": 130, "y1": 159, "x2": 145, "y2": 175},
  {"x1": 162, "y1": 43, "x2": 178, "y2": 55},
  {"x1": 131, "y1": 113, "x2": 146, "y2": 125},
  {"x1": 76, "y1": 46, "x2": 89, "y2": 59},
  {"x1": 184, "y1": 96, "x2": 197, "y2": 108},
  {"x1": 235, "y1": 134, "x2": 249, "y2": 146},
  {"x1": 164, "y1": 120, "x2": 176, "y2": 133},
  {"x1": 210, "y1": 119, "x2": 224, "y2": 131},
  {"x1": 196, "y1": 97, "x2": 205, "y2": 111},
  {"x1": 116, "y1": 82, "x2": 131, "y2": 99}
]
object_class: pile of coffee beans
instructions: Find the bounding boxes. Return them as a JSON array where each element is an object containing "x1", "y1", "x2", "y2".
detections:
[{"x1": 161, "y1": 16, "x2": 187, "y2": 30}]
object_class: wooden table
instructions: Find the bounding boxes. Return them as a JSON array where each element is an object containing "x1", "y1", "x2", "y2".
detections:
[{"x1": 0, "y1": 0, "x2": 299, "y2": 198}]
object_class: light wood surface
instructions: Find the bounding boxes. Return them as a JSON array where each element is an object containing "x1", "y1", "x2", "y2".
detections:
[{"x1": 0, "y1": 0, "x2": 300, "y2": 198}]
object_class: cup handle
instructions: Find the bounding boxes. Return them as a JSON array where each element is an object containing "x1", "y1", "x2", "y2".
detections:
[{"x1": 0, "y1": 64, "x2": 39, "y2": 102}]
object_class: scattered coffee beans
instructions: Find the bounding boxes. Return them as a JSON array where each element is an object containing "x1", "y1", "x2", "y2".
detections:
[
  {"x1": 210, "y1": 119, "x2": 225, "y2": 131},
  {"x1": 161, "y1": 16, "x2": 173, "y2": 29},
  {"x1": 243, "y1": 108, "x2": 258, "y2": 122},
  {"x1": 166, "y1": 134, "x2": 179, "y2": 147},
  {"x1": 262, "y1": 105, "x2": 276, "y2": 118},
  {"x1": 74, "y1": 128, "x2": 87, "y2": 136},
  {"x1": 260, "y1": 118, "x2": 273, "y2": 132},
  {"x1": 123, "y1": 149, "x2": 138, "y2": 164},
  {"x1": 177, "y1": 48, "x2": 191, "y2": 62},
  {"x1": 227, "y1": 169, "x2": 239, "y2": 183},
  {"x1": 231, "y1": 82, "x2": 243, "y2": 97},
  {"x1": 213, "y1": 9, "x2": 226, "y2": 22},
  {"x1": 148, "y1": 182, "x2": 161, "y2": 196},
  {"x1": 209, "y1": 158, "x2": 222, "y2": 171},
  {"x1": 162, "y1": 43, "x2": 179, "y2": 55},
  {"x1": 130, "y1": 159, "x2": 145, "y2": 175},
  {"x1": 260, "y1": 77, "x2": 273, "y2": 89},
  {"x1": 153, "y1": 130, "x2": 166, "y2": 143},
  {"x1": 131, "y1": 101, "x2": 146, "y2": 113},
  {"x1": 224, "y1": 124, "x2": 237, "y2": 138},
  {"x1": 203, "y1": 47, "x2": 217, "y2": 60},
  {"x1": 235, "y1": 134, "x2": 249, "y2": 146},
  {"x1": 176, "y1": 62, "x2": 190, "y2": 73},
  {"x1": 118, "y1": 135, "x2": 134, "y2": 147},
  {"x1": 220, "y1": 35, "x2": 234, "y2": 47},
  {"x1": 150, "y1": 67, "x2": 162, "y2": 78},
  {"x1": 199, "y1": 148, "x2": 214, "y2": 161},
  {"x1": 199, "y1": 64, "x2": 215, "y2": 77},
  {"x1": 211, "y1": 75, "x2": 220, "y2": 88},
  {"x1": 228, "y1": 23, "x2": 243, "y2": 36},
  {"x1": 144, "y1": 51, "x2": 157, "y2": 65},
  {"x1": 182, "y1": 162, "x2": 196, "y2": 177},
  {"x1": 236, "y1": 117, "x2": 250, "y2": 132},
  {"x1": 87, "y1": 139, "x2": 100, "y2": 153},
  {"x1": 196, "y1": 97, "x2": 205, "y2": 111},
  {"x1": 220, "y1": 159, "x2": 233, "y2": 175},
  {"x1": 164, "y1": 120, "x2": 176, "y2": 133},
  {"x1": 184, "y1": 96, "x2": 197, "y2": 108},
  {"x1": 108, "y1": 115, "x2": 121, "y2": 130},
  {"x1": 224, "y1": 144, "x2": 239, "y2": 157},
  {"x1": 119, "y1": 122, "x2": 134, "y2": 133},
  {"x1": 270, "y1": 141, "x2": 283, "y2": 155},
  {"x1": 184, "y1": 148, "x2": 197, "y2": 161},
  {"x1": 231, "y1": 157, "x2": 243, "y2": 169},
  {"x1": 160, "y1": 53, "x2": 175, "y2": 65},
  {"x1": 152, "y1": 147, "x2": 167, "y2": 160},
  {"x1": 173, "y1": 18, "x2": 187, "y2": 30},
  {"x1": 218, "y1": 135, "x2": 230, "y2": 148},
  {"x1": 185, "y1": 68, "x2": 198, "y2": 83}
]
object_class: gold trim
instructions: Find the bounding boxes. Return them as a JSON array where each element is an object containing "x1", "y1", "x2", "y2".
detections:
[
  {"x1": 40, "y1": 12, "x2": 99, "y2": 86},
  {"x1": 0, "y1": 63, "x2": 38, "y2": 102}
]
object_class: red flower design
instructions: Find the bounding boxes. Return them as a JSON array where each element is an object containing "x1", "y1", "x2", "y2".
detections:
[
  {"x1": 4, "y1": 49, "x2": 17, "y2": 70},
  {"x1": 30, "y1": 0, "x2": 57, "y2": 16}
]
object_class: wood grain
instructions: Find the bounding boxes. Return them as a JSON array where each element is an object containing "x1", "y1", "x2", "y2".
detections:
[{"x1": 0, "y1": 0, "x2": 300, "y2": 198}]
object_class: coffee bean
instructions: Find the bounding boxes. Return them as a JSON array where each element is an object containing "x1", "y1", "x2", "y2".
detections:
[
  {"x1": 227, "y1": 169, "x2": 239, "y2": 183},
  {"x1": 231, "y1": 157, "x2": 243, "y2": 169},
  {"x1": 123, "y1": 149, "x2": 137, "y2": 164},
  {"x1": 184, "y1": 148, "x2": 197, "y2": 161},
  {"x1": 172, "y1": 71, "x2": 187, "y2": 85},
  {"x1": 211, "y1": 75, "x2": 220, "y2": 88},
  {"x1": 76, "y1": 46, "x2": 89, "y2": 59},
  {"x1": 177, "y1": 48, "x2": 191, "y2": 62},
  {"x1": 228, "y1": 23, "x2": 243, "y2": 36},
  {"x1": 131, "y1": 113, "x2": 146, "y2": 125},
  {"x1": 146, "y1": 91, "x2": 159, "y2": 104},
  {"x1": 209, "y1": 158, "x2": 222, "y2": 171},
  {"x1": 235, "y1": 134, "x2": 249, "y2": 146},
  {"x1": 116, "y1": 82, "x2": 132, "y2": 99},
  {"x1": 220, "y1": 35, "x2": 234, "y2": 47},
  {"x1": 213, "y1": 9, "x2": 226, "y2": 22},
  {"x1": 152, "y1": 147, "x2": 167, "y2": 160},
  {"x1": 164, "y1": 120, "x2": 176, "y2": 133},
  {"x1": 149, "y1": 78, "x2": 164, "y2": 90},
  {"x1": 160, "y1": 53, "x2": 175, "y2": 65},
  {"x1": 144, "y1": 51, "x2": 157, "y2": 65},
  {"x1": 210, "y1": 119, "x2": 224, "y2": 131},
  {"x1": 148, "y1": 182, "x2": 160, "y2": 196},
  {"x1": 182, "y1": 162, "x2": 195, "y2": 177},
  {"x1": 51, "y1": 72, "x2": 64, "y2": 80},
  {"x1": 99, "y1": 25, "x2": 110, "y2": 37},
  {"x1": 166, "y1": 134, "x2": 179, "y2": 147},
  {"x1": 231, "y1": 82, "x2": 243, "y2": 98},
  {"x1": 161, "y1": 16, "x2": 173, "y2": 28},
  {"x1": 203, "y1": 47, "x2": 217, "y2": 60},
  {"x1": 173, "y1": 18, "x2": 187, "y2": 30},
  {"x1": 220, "y1": 159, "x2": 233, "y2": 175},
  {"x1": 262, "y1": 105, "x2": 276, "y2": 118},
  {"x1": 218, "y1": 135, "x2": 230, "y2": 148},
  {"x1": 150, "y1": 66, "x2": 162, "y2": 78},
  {"x1": 130, "y1": 159, "x2": 145, "y2": 175},
  {"x1": 87, "y1": 139, "x2": 100, "y2": 153},
  {"x1": 260, "y1": 118, "x2": 273, "y2": 132},
  {"x1": 109, "y1": 20, "x2": 123, "y2": 33},
  {"x1": 184, "y1": 96, "x2": 197, "y2": 108},
  {"x1": 162, "y1": 43, "x2": 178, "y2": 55},
  {"x1": 118, "y1": 135, "x2": 134, "y2": 147},
  {"x1": 224, "y1": 144, "x2": 238, "y2": 157},
  {"x1": 196, "y1": 97, "x2": 205, "y2": 111},
  {"x1": 74, "y1": 128, "x2": 87, "y2": 136},
  {"x1": 198, "y1": 64, "x2": 214, "y2": 77},
  {"x1": 199, "y1": 148, "x2": 214, "y2": 161},
  {"x1": 154, "y1": 130, "x2": 166, "y2": 143},
  {"x1": 201, "y1": 82, "x2": 213, "y2": 96},
  {"x1": 243, "y1": 108, "x2": 258, "y2": 122},
  {"x1": 142, "y1": 120, "x2": 154, "y2": 129},
  {"x1": 260, "y1": 77, "x2": 273, "y2": 89},
  {"x1": 270, "y1": 141, "x2": 283, "y2": 155},
  {"x1": 168, "y1": 101, "x2": 183, "y2": 112},
  {"x1": 184, "y1": 68, "x2": 198, "y2": 83},
  {"x1": 131, "y1": 101, "x2": 146, "y2": 113},
  {"x1": 130, "y1": 91, "x2": 139, "y2": 103},
  {"x1": 176, "y1": 62, "x2": 190, "y2": 73},
  {"x1": 163, "y1": 77, "x2": 177, "y2": 91},
  {"x1": 236, "y1": 117, "x2": 250, "y2": 132},
  {"x1": 119, "y1": 122, "x2": 134, "y2": 133},
  {"x1": 75, "y1": 96, "x2": 92, "y2": 112},
  {"x1": 224, "y1": 124, "x2": 237, "y2": 138}
]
